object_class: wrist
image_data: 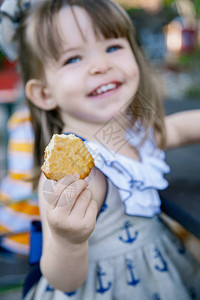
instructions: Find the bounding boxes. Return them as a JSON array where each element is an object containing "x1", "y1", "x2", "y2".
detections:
[
  {"x1": 40, "y1": 237, "x2": 89, "y2": 292},
  {"x1": 47, "y1": 230, "x2": 89, "y2": 253}
]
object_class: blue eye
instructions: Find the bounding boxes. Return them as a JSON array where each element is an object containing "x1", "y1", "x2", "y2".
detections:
[
  {"x1": 107, "y1": 45, "x2": 122, "y2": 53},
  {"x1": 64, "y1": 56, "x2": 81, "y2": 65}
]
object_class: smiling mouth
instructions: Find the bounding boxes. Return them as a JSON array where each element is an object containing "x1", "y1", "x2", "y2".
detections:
[{"x1": 89, "y1": 82, "x2": 121, "y2": 97}]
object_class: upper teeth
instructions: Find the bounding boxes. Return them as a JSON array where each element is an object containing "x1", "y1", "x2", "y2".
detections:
[{"x1": 96, "y1": 83, "x2": 117, "y2": 95}]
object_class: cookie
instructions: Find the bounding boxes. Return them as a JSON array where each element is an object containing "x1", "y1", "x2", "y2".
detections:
[{"x1": 41, "y1": 134, "x2": 94, "y2": 181}]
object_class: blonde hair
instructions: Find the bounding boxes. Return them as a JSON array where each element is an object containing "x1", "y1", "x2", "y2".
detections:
[{"x1": 16, "y1": 0, "x2": 166, "y2": 179}]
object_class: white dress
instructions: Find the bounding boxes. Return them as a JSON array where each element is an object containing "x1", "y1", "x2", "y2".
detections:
[{"x1": 24, "y1": 127, "x2": 200, "y2": 300}]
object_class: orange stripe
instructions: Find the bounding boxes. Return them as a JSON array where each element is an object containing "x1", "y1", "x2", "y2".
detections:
[
  {"x1": 8, "y1": 141, "x2": 33, "y2": 153},
  {"x1": 8, "y1": 232, "x2": 30, "y2": 245},
  {"x1": 0, "y1": 224, "x2": 10, "y2": 233},
  {"x1": 9, "y1": 172, "x2": 32, "y2": 180},
  {"x1": 3, "y1": 177, "x2": 32, "y2": 188},
  {"x1": 9, "y1": 202, "x2": 40, "y2": 216},
  {"x1": 0, "y1": 192, "x2": 11, "y2": 203},
  {"x1": 8, "y1": 115, "x2": 31, "y2": 126}
]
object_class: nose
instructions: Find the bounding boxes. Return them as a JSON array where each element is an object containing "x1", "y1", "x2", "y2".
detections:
[{"x1": 89, "y1": 52, "x2": 112, "y2": 75}]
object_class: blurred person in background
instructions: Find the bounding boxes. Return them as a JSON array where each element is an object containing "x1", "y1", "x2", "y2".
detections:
[{"x1": 0, "y1": 105, "x2": 39, "y2": 255}]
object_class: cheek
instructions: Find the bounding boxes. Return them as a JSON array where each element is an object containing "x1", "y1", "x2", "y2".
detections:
[
  {"x1": 135, "y1": 68, "x2": 140, "y2": 87},
  {"x1": 132, "y1": 59, "x2": 140, "y2": 77},
  {"x1": 131, "y1": 63, "x2": 140, "y2": 89}
]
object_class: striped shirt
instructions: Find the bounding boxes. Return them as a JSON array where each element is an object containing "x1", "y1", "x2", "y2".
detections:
[{"x1": 0, "y1": 106, "x2": 40, "y2": 254}]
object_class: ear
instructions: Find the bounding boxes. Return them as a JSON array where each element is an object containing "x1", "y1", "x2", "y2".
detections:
[{"x1": 25, "y1": 79, "x2": 57, "y2": 111}]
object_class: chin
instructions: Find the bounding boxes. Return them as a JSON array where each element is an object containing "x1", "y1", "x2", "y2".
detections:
[
  {"x1": 86, "y1": 108, "x2": 125, "y2": 124},
  {"x1": 107, "y1": 110, "x2": 123, "y2": 120}
]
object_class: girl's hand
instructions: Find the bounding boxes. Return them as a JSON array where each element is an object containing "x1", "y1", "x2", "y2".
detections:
[{"x1": 42, "y1": 174, "x2": 98, "y2": 246}]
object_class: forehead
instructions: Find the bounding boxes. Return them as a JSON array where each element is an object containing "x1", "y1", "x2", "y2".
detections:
[
  {"x1": 58, "y1": 6, "x2": 98, "y2": 46},
  {"x1": 31, "y1": 1, "x2": 133, "y2": 65}
]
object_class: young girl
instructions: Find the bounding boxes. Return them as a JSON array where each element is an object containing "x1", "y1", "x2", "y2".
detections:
[{"x1": 1, "y1": 0, "x2": 200, "y2": 299}]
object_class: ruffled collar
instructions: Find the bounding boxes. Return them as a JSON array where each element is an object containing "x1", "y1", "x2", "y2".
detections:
[{"x1": 66, "y1": 126, "x2": 170, "y2": 217}]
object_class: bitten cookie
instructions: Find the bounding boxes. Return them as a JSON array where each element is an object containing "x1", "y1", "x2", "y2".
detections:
[{"x1": 41, "y1": 134, "x2": 94, "y2": 181}]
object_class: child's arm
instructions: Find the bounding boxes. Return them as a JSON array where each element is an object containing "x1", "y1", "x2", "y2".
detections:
[
  {"x1": 165, "y1": 110, "x2": 200, "y2": 149},
  {"x1": 39, "y1": 169, "x2": 106, "y2": 292}
]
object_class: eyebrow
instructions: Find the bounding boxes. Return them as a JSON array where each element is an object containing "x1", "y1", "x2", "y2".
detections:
[
  {"x1": 61, "y1": 46, "x2": 83, "y2": 53},
  {"x1": 61, "y1": 37, "x2": 123, "y2": 55}
]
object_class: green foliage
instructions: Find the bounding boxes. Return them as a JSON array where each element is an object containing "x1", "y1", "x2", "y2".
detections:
[
  {"x1": 178, "y1": 47, "x2": 200, "y2": 68},
  {"x1": 126, "y1": 7, "x2": 143, "y2": 15},
  {"x1": 162, "y1": 0, "x2": 200, "y2": 18},
  {"x1": 162, "y1": 0, "x2": 176, "y2": 7},
  {"x1": 185, "y1": 86, "x2": 200, "y2": 98},
  {"x1": 0, "y1": 49, "x2": 4, "y2": 62},
  {"x1": 195, "y1": 0, "x2": 200, "y2": 18}
]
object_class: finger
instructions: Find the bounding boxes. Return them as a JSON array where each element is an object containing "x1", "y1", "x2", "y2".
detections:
[
  {"x1": 84, "y1": 199, "x2": 98, "y2": 226},
  {"x1": 71, "y1": 188, "x2": 92, "y2": 218},
  {"x1": 42, "y1": 174, "x2": 79, "y2": 206},
  {"x1": 53, "y1": 174, "x2": 80, "y2": 202},
  {"x1": 56, "y1": 180, "x2": 88, "y2": 212}
]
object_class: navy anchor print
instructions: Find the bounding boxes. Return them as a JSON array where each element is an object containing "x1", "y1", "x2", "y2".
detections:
[
  {"x1": 46, "y1": 285, "x2": 54, "y2": 292},
  {"x1": 152, "y1": 293, "x2": 161, "y2": 300},
  {"x1": 154, "y1": 247, "x2": 168, "y2": 272},
  {"x1": 119, "y1": 220, "x2": 138, "y2": 244},
  {"x1": 64, "y1": 291, "x2": 77, "y2": 297},
  {"x1": 126, "y1": 259, "x2": 140, "y2": 286},
  {"x1": 171, "y1": 236, "x2": 186, "y2": 255},
  {"x1": 96, "y1": 265, "x2": 112, "y2": 294},
  {"x1": 177, "y1": 242, "x2": 186, "y2": 255},
  {"x1": 46, "y1": 284, "x2": 77, "y2": 297},
  {"x1": 99, "y1": 202, "x2": 108, "y2": 214}
]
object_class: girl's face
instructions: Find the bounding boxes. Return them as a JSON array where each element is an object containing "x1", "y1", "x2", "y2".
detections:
[{"x1": 44, "y1": 6, "x2": 140, "y2": 124}]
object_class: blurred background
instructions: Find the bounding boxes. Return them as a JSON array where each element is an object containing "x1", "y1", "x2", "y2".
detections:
[
  {"x1": 1, "y1": 0, "x2": 200, "y2": 181},
  {"x1": 0, "y1": 0, "x2": 200, "y2": 299}
]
